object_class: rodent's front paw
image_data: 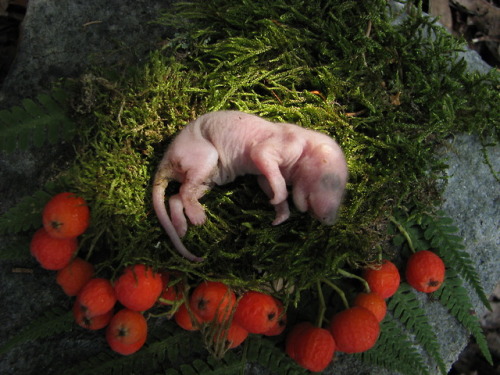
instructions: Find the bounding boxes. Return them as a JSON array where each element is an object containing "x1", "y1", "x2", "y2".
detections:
[{"x1": 271, "y1": 201, "x2": 290, "y2": 225}]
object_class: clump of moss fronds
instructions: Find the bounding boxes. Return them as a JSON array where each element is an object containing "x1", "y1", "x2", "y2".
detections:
[{"x1": 3, "y1": 0, "x2": 499, "y2": 304}]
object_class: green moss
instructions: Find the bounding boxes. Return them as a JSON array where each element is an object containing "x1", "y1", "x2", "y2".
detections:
[{"x1": 57, "y1": 0, "x2": 498, "y2": 304}]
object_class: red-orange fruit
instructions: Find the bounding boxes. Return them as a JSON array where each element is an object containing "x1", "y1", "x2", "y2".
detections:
[
  {"x1": 174, "y1": 303, "x2": 201, "y2": 331},
  {"x1": 233, "y1": 291, "x2": 279, "y2": 334},
  {"x1": 353, "y1": 292, "x2": 387, "y2": 322},
  {"x1": 42, "y1": 192, "x2": 90, "y2": 239},
  {"x1": 189, "y1": 281, "x2": 236, "y2": 323},
  {"x1": 106, "y1": 309, "x2": 148, "y2": 355},
  {"x1": 159, "y1": 271, "x2": 183, "y2": 305},
  {"x1": 30, "y1": 228, "x2": 78, "y2": 270},
  {"x1": 114, "y1": 264, "x2": 163, "y2": 312},
  {"x1": 329, "y1": 306, "x2": 380, "y2": 353},
  {"x1": 72, "y1": 300, "x2": 112, "y2": 330},
  {"x1": 56, "y1": 257, "x2": 94, "y2": 296},
  {"x1": 286, "y1": 322, "x2": 313, "y2": 360},
  {"x1": 263, "y1": 298, "x2": 287, "y2": 336},
  {"x1": 77, "y1": 278, "x2": 117, "y2": 317},
  {"x1": 214, "y1": 322, "x2": 249, "y2": 349},
  {"x1": 406, "y1": 250, "x2": 445, "y2": 293},
  {"x1": 363, "y1": 259, "x2": 401, "y2": 299},
  {"x1": 286, "y1": 323, "x2": 336, "y2": 372}
]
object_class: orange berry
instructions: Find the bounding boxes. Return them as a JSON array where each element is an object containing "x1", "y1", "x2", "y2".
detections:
[
  {"x1": 42, "y1": 192, "x2": 90, "y2": 239},
  {"x1": 77, "y1": 278, "x2": 116, "y2": 317},
  {"x1": 353, "y1": 292, "x2": 387, "y2": 322},
  {"x1": 233, "y1": 291, "x2": 279, "y2": 334},
  {"x1": 363, "y1": 259, "x2": 401, "y2": 299},
  {"x1": 114, "y1": 264, "x2": 163, "y2": 312},
  {"x1": 174, "y1": 303, "x2": 201, "y2": 331},
  {"x1": 189, "y1": 281, "x2": 236, "y2": 323},
  {"x1": 329, "y1": 306, "x2": 380, "y2": 353},
  {"x1": 30, "y1": 228, "x2": 78, "y2": 270},
  {"x1": 286, "y1": 323, "x2": 335, "y2": 372},
  {"x1": 56, "y1": 257, "x2": 94, "y2": 296},
  {"x1": 263, "y1": 298, "x2": 287, "y2": 336},
  {"x1": 72, "y1": 300, "x2": 112, "y2": 330},
  {"x1": 159, "y1": 271, "x2": 184, "y2": 305},
  {"x1": 214, "y1": 321, "x2": 249, "y2": 349},
  {"x1": 406, "y1": 250, "x2": 445, "y2": 293},
  {"x1": 106, "y1": 309, "x2": 148, "y2": 355},
  {"x1": 286, "y1": 322, "x2": 313, "y2": 361}
]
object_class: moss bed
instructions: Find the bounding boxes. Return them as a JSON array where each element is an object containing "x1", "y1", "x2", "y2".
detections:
[{"x1": 62, "y1": 0, "x2": 498, "y2": 295}]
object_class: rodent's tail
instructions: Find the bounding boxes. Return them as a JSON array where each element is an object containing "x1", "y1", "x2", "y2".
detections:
[{"x1": 152, "y1": 168, "x2": 204, "y2": 262}]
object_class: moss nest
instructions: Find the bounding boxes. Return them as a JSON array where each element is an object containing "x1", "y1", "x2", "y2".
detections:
[{"x1": 55, "y1": 0, "x2": 498, "y2": 305}]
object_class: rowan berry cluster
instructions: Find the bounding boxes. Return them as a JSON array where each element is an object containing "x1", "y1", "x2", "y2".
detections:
[
  {"x1": 29, "y1": 192, "x2": 287, "y2": 356},
  {"x1": 172, "y1": 282, "x2": 286, "y2": 350},
  {"x1": 30, "y1": 192, "x2": 158, "y2": 355},
  {"x1": 285, "y1": 253, "x2": 446, "y2": 372},
  {"x1": 29, "y1": 192, "x2": 447, "y2": 368}
]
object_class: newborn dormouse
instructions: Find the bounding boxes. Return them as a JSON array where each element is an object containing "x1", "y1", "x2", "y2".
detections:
[{"x1": 152, "y1": 110, "x2": 348, "y2": 261}]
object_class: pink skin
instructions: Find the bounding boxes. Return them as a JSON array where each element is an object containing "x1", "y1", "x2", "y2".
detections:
[{"x1": 152, "y1": 111, "x2": 348, "y2": 262}]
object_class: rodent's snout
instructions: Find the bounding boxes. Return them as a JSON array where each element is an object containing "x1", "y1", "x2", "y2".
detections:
[
  {"x1": 317, "y1": 211, "x2": 338, "y2": 226},
  {"x1": 308, "y1": 196, "x2": 338, "y2": 226}
]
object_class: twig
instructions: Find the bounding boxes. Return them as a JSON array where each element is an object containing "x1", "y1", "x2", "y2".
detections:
[{"x1": 389, "y1": 215, "x2": 416, "y2": 253}]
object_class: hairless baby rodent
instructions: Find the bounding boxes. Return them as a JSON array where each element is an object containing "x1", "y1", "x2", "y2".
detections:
[{"x1": 152, "y1": 110, "x2": 348, "y2": 262}]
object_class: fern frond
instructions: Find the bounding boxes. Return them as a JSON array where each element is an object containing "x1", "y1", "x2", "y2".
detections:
[
  {"x1": 0, "y1": 307, "x2": 73, "y2": 355},
  {"x1": 63, "y1": 327, "x2": 246, "y2": 375},
  {"x1": 176, "y1": 355, "x2": 244, "y2": 375},
  {"x1": 0, "y1": 190, "x2": 51, "y2": 235},
  {"x1": 388, "y1": 283, "x2": 447, "y2": 374},
  {"x1": 0, "y1": 88, "x2": 76, "y2": 152},
  {"x1": 0, "y1": 179, "x2": 68, "y2": 236},
  {"x1": 359, "y1": 314, "x2": 430, "y2": 375},
  {"x1": 245, "y1": 336, "x2": 308, "y2": 375},
  {"x1": 419, "y1": 211, "x2": 491, "y2": 310},
  {"x1": 390, "y1": 214, "x2": 431, "y2": 253},
  {"x1": 0, "y1": 236, "x2": 31, "y2": 261},
  {"x1": 434, "y1": 270, "x2": 493, "y2": 365},
  {"x1": 62, "y1": 329, "x2": 191, "y2": 375}
]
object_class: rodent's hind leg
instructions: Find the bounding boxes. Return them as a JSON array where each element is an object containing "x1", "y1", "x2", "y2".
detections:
[
  {"x1": 180, "y1": 182, "x2": 211, "y2": 226},
  {"x1": 169, "y1": 193, "x2": 188, "y2": 237},
  {"x1": 177, "y1": 143, "x2": 219, "y2": 227}
]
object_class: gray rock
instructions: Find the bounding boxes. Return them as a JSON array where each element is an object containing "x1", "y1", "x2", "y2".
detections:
[{"x1": 1, "y1": 0, "x2": 173, "y2": 104}]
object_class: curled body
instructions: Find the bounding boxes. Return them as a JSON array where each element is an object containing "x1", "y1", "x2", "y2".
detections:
[{"x1": 152, "y1": 111, "x2": 348, "y2": 261}]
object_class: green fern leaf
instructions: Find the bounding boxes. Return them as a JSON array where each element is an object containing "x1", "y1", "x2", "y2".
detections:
[
  {"x1": 434, "y1": 270, "x2": 493, "y2": 365},
  {"x1": 0, "y1": 236, "x2": 31, "y2": 261},
  {"x1": 420, "y1": 212, "x2": 491, "y2": 310},
  {"x1": 245, "y1": 336, "x2": 308, "y2": 375},
  {"x1": 62, "y1": 327, "x2": 246, "y2": 375},
  {"x1": 0, "y1": 189, "x2": 52, "y2": 235},
  {"x1": 0, "y1": 88, "x2": 76, "y2": 152},
  {"x1": 62, "y1": 330, "x2": 190, "y2": 375},
  {"x1": 388, "y1": 283, "x2": 447, "y2": 374},
  {"x1": 359, "y1": 314, "x2": 430, "y2": 375},
  {"x1": 0, "y1": 307, "x2": 73, "y2": 355},
  {"x1": 0, "y1": 177, "x2": 69, "y2": 236}
]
